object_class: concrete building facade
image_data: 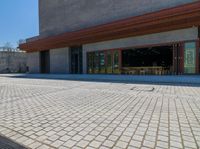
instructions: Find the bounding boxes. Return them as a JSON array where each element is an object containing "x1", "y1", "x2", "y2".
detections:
[{"x1": 20, "y1": 0, "x2": 200, "y2": 75}]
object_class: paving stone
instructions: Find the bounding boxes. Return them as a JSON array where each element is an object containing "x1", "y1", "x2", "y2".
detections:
[
  {"x1": 23, "y1": 139, "x2": 35, "y2": 146},
  {"x1": 129, "y1": 140, "x2": 142, "y2": 148},
  {"x1": 89, "y1": 140, "x2": 102, "y2": 148},
  {"x1": 0, "y1": 76, "x2": 200, "y2": 149},
  {"x1": 158, "y1": 135, "x2": 168, "y2": 142},
  {"x1": 36, "y1": 135, "x2": 48, "y2": 142},
  {"x1": 76, "y1": 140, "x2": 89, "y2": 148},
  {"x1": 57, "y1": 130, "x2": 67, "y2": 136},
  {"x1": 51, "y1": 140, "x2": 64, "y2": 148},
  {"x1": 116, "y1": 140, "x2": 128, "y2": 148},
  {"x1": 103, "y1": 140, "x2": 115, "y2": 148},
  {"x1": 156, "y1": 141, "x2": 168, "y2": 148},
  {"x1": 143, "y1": 140, "x2": 155, "y2": 148},
  {"x1": 48, "y1": 134, "x2": 60, "y2": 141},
  {"x1": 72, "y1": 135, "x2": 83, "y2": 141},
  {"x1": 108, "y1": 135, "x2": 119, "y2": 142},
  {"x1": 45, "y1": 131, "x2": 56, "y2": 136},
  {"x1": 120, "y1": 135, "x2": 131, "y2": 142},
  {"x1": 37, "y1": 144, "x2": 50, "y2": 149},
  {"x1": 95, "y1": 135, "x2": 107, "y2": 142},
  {"x1": 84, "y1": 135, "x2": 96, "y2": 141},
  {"x1": 63, "y1": 140, "x2": 76, "y2": 148},
  {"x1": 29, "y1": 142, "x2": 42, "y2": 149},
  {"x1": 59, "y1": 135, "x2": 71, "y2": 141},
  {"x1": 59, "y1": 146, "x2": 68, "y2": 149}
]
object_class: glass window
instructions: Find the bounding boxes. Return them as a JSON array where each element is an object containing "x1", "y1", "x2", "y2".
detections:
[
  {"x1": 94, "y1": 52, "x2": 99, "y2": 73},
  {"x1": 87, "y1": 50, "x2": 122, "y2": 74},
  {"x1": 87, "y1": 52, "x2": 94, "y2": 74},
  {"x1": 106, "y1": 51, "x2": 112, "y2": 74},
  {"x1": 99, "y1": 52, "x2": 105, "y2": 73},
  {"x1": 113, "y1": 50, "x2": 120, "y2": 74},
  {"x1": 184, "y1": 42, "x2": 196, "y2": 74},
  {"x1": 113, "y1": 50, "x2": 119, "y2": 69}
]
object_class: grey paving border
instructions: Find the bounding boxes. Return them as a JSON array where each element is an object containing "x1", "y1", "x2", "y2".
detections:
[{"x1": 1, "y1": 74, "x2": 200, "y2": 86}]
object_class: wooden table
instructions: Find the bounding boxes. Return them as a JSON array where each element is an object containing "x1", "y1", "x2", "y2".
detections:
[{"x1": 121, "y1": 67, "x2": 166, "y2": 75}]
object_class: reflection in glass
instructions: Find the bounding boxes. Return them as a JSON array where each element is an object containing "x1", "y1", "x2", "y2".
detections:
[
  {"x1": 94, "y1": 52, "x2": 99, "y2": 73},
  {"x1": 87, "y1": 50, "x2": 121, "y2": 74},
  {"x1": 107, "y1": 51, "x2": 112, "y2": 74},
  {"x1": 99, "y1": 52, "x2": 105, "y2": 73},
  {"x1": 87, "y1": 52, "x2": 93, "y2": 74},
  {"x1": 184, "y1": 42, "x2": 196, "y2": 74},
  {"x1": 113, "y1": 50, "x2": 120, "y2": 74}
]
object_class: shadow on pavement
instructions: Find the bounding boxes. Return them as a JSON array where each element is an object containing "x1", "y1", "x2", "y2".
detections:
[
  {"x1": 2, "y1": 74, "x2": 200, "y2": 87},
  {"x1": 0, "y1": 135, "x2": 26, "y2": 149}
]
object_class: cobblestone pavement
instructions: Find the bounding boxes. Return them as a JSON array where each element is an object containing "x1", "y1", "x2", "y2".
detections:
[{"x1": 0, "y1": 77, "x2": 200, "y2": 149}]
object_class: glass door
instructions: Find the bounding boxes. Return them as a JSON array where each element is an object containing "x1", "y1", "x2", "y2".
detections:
[
  {"x1": 93, "y1": 52, "x2": 99, "y2": 74},
  {"x1": 87, "y1": 49, "x2": 122, "y2": 74},
  {"x1": 70, "y1": 46, "x2": 83, "y2": 74},
  {"x1": 87, "y1": 52, "x2": 94, "y2": 74},
  {"x1": 106, "y1": 51, "x2": 113, "y2": 74},
  {"x1": 113, "y1": 50, "x2": 121, "y2": 74},
  {"x1": 99, "y1": 51, "x2": 106, "y2": 74}
]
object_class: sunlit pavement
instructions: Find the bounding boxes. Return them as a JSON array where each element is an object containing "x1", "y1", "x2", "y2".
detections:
[{"x1": 0, "y1": 75, "x2": 200, "y2": 149}]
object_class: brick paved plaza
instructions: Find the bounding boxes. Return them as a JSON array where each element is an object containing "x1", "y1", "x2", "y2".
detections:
[{"x1": 0, "y1": 76, "x2": 200, "y2": 149}]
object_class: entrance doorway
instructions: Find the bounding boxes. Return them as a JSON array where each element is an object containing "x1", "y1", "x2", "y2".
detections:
[
  {"x1": 70, "y1": 46, "x2": 83, "y2": 74},
  {"x1": 40, "y1": 50, "x2": 50, "y2": 74}
]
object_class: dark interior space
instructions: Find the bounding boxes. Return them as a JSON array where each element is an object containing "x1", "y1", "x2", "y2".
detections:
[
  {"x1": 122, "y1": 46, "x2": 173, "y2": 75},
  {"x1": 70, "y1": 46, "x2": 83, "y2": 74},
  {"x1": 40, "y1": 50, "x2": 50, "y2": 74}
]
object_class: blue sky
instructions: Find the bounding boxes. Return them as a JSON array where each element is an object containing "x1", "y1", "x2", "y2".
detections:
[{"x1": 0, "y1": 0, "x2": 39, "y2": 48}]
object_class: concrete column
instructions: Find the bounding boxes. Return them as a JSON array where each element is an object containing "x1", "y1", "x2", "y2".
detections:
[
  {"x1": 27, "y1": 52, "x2": 40, "y2": 73},
  {"x1": 50, "y1": 47, "x2": 70, "y2": 74}
]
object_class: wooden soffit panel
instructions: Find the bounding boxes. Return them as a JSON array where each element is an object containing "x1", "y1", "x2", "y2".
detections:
[{"x1": 20, "y1": 1, "x2": 200, "y2": 52}]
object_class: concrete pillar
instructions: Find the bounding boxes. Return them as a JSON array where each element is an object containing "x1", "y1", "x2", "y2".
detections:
[
  {"x1": 50, "y1": 47, "x2": 70, "y2": 74},
  {"x1": 27, "y1": 52, "x2": 40, "y2": 73}
]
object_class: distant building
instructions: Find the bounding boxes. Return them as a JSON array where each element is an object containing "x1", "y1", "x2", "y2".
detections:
[
  {"x1": 0, "y1": 50, "x2": 27, "y2": 73},
  {"x1": 20, "y1": 0, "x2": 200, "y2": 75}
]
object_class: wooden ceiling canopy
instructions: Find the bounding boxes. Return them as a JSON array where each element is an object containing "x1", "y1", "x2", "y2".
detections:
[{"x1": 20, "y1": 1, "x2": 200, "y2": 52}]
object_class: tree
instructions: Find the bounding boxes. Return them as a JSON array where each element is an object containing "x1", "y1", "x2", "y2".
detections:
[
  {"x1": 2, "y1": 43, "x2": 14, "y2": 72},
  {"x1": 3, "y1": 42, "x2": 13, "y2": 52}
]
